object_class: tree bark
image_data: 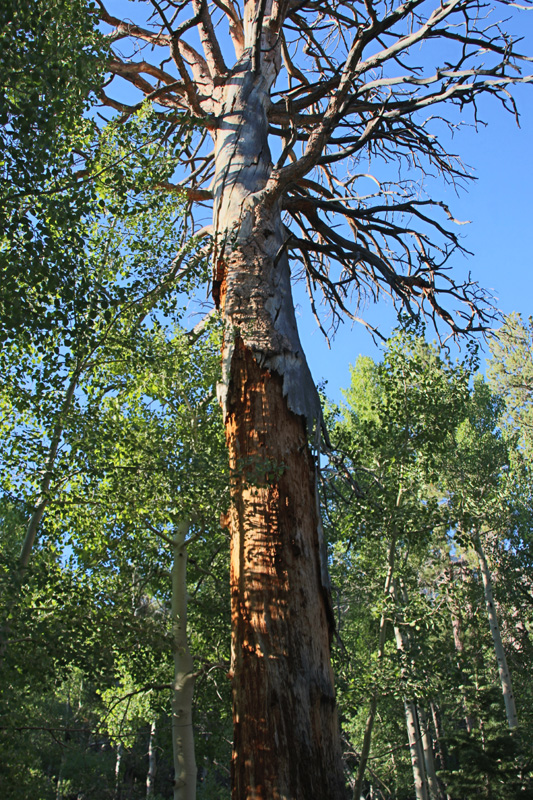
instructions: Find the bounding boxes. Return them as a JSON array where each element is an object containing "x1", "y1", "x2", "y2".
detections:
[
  {"x1": 114, "y1": 742, "x2": 123, "y2": 800},
  {"x1": 172, "y1": 520, "x2": 197, "y2": 800},
  {"x1": 445, "y1": 559, "x2": 476, "y2": 734},
  {"x1": 476, "y1": 536, "x2": 519, "y2": 729},
  {"x1": 213, "y1": 39, "x2": 346, "y2": 800},
  {"x1": 225, "y1": 344, "x2": 346, "y2": 798}
]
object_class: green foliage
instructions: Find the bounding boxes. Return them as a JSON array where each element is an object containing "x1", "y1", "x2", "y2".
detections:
[
  {"x1": 0, "y1": 0, "x2": 104, "y2": 342},
  {"x1": 325, "y1": 326, "x2": 533, "y2": 799},
  {"x1": 444, "y1": 724, "x2": 533, "y2": 799}
]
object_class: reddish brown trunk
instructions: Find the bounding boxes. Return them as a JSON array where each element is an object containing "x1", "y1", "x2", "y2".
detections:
[{"x1": 225, "y1": 339, "x2": 346, "y2": 799}]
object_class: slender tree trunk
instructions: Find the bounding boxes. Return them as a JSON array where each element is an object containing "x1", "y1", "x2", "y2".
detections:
[
  {"x1": 419, "y1": 706, "x2": 444, "y2": 800},
  {"x1": 213, "y1": 38, "x2": 346, "y2": 800},
  {"x1": 353, "y1": 535, "x2": 397, "y2": 800},
  {"x1": 146, "y1": 719, "x2": 157, "y2": 799},
  {"x1": 172, "y1": 520, "x2": 197, "y2": 800},
  {"x1": 114, "y1": 742, "x2": 123, "y2": 800},
  {"x1": 430, "y1": 702, "x2": 446, "y2": 773},
  {"x1": 446, "y1": 561, "x2": 476, "y2": 733},
  {"x1": 403, "y1": 700, "x2": 429, "y2": 800},
  {"x1": 392, "y1": 583, "x2": 429, "y2": 800},
  {"x1": 476, "y1": 536, "x2": 518, "y2": 729}
]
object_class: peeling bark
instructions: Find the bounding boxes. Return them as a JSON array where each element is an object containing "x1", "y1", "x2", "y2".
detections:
[
  {"x1": 212, "y1": 40, "x2": 346, "y2": 800},
  {"x1": 225, "y1": 341, "x2": 345, "y2": 798},
  {"x1": 213, "y1": 53, "x2": 320, "y2": 429}
]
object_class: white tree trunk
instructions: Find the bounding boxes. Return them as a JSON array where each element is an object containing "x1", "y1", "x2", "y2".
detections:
[
  {"x1": 146, "y1": 719, "x2": 157, "y2": 798},
  {"x1": 114, "y1": 742, "x2": 123, "y2": 800},
  {"x1": 353, "y1": 535, "x2": 397, "y2": 800},
  {"x1": 403, "y1": 700, "x2": 429, "y2": 800},
  {"x1": 172, "y1": 519, "x2": 197, "y2": 800},
  {"x1": 476, "y1": 537, "x2": 518, "y2": 729},
  {"x1": 419, "y1": 706, "x2": 444, "y2": 800},
  {"x1": 19, "y1": 367, "x2": 81, "y2": 571},
  {"x1": 392, "y1": 581, "x2": 429, "y2": 800}
]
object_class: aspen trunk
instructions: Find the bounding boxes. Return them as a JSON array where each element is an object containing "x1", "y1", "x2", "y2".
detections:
[
  {"x1": 353, "y1": 535, "x2": 397, "y2": 800},
  {"x1": 172, "y1": 520, "x2": 197, "y2": 800},
  {"x1": 0, "y1": 368, "x2": 81, "y2": 665},
  {"x1": 19, "y1": 367, "x2": 81, "y2": 572},
  {"x1": 114, "y1": 742, "x2": 123, "y2": 800},
  {"x1": 404, "y1": 700, "x2": 430, "y2": 800},
  {"x1": 446, "y1": 560, "x2": 476, "y2": 734},
  {"x1": 476, "y1": 537, "x2": 518, "y2": 729},
  {"x1": 146, "y1": 719, "x2": 157, "y2": 798},
  {"x1": 392, "y1": 583, "x2": 429, "y2": 800},
  {"x1": 212, "y1": 29, "x2": 346, "y2": 798},
  {"x1": 419, "y1": 706, "x2": 444, "y2": 800}
]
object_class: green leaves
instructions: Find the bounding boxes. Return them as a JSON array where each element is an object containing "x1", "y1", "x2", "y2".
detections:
[{"x1": 0, "y1": 0, "x2": 105, "y2": 344}]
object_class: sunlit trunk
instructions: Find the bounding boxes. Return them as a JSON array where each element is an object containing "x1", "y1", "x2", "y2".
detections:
[
  {"x1": 114, "y1": 742, "x2": 123, "y2": 800},
  {"x1": 419, "y1": 706, "x2": 444, "y2": 800},
  {"x1": 213, "y1": 39, "x2": 346, "y2": 799},
  {"x1": 404, "y1": 700, "x2": 429, "y2": 800}
]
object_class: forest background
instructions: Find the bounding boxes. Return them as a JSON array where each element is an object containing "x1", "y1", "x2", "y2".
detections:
[{"x1": 1, "y1": 0, "x2": 533, "y2": 799}]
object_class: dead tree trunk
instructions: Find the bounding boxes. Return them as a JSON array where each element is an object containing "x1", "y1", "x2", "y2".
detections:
[{"x1": 214, "y1": 50, "x2": 346, "y2": 800}]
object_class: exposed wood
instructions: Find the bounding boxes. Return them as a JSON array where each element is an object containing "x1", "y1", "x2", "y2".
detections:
[{"x1": 225, "y1": 340, "x2": 346, "y2": 798}]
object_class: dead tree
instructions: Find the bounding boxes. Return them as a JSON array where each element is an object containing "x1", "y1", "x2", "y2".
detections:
[{"x1": 97, "y1": 0, "x2": 532, "y2": 796}]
